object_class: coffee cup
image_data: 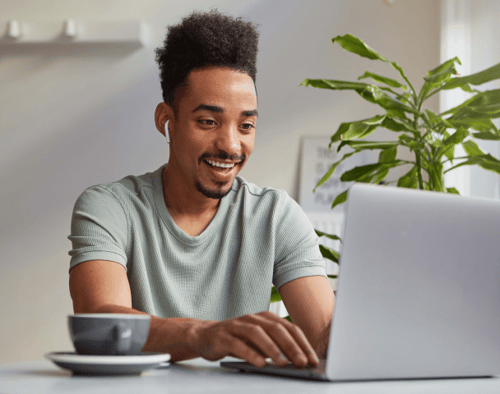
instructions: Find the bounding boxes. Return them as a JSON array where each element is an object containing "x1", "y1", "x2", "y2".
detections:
[{"x1": 68, "y1": 314, "x2": 151, "y2": 356}]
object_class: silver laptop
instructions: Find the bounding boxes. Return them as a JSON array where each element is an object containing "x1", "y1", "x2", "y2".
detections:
[{"x1": 221, "y1": 183, "x2": 500, "y2": 380}]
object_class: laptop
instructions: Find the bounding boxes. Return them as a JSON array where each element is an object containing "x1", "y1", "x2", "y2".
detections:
[{"x1": 221, "y1": 183, "x2": 500, "y2": 381}]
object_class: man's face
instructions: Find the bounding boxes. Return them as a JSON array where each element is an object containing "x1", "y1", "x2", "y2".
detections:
[{"x1": 169, "y1": 67, "x2": 257, "y2": 199}]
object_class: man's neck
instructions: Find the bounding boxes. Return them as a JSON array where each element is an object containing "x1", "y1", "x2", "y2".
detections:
[{"x1": 161, "y1": 165, "x2": 221, "y2": 236}]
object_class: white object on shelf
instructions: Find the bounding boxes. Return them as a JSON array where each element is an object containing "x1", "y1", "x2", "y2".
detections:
[
  {"x1": 6, "y1": 20, "x2": 21, "y2": 39},
  {"x1": 63, "y1": 19, "x2": 77, "y2": 38},
  {"x1": 0, "y1": 20, "x2": 149, "y2": 46}
]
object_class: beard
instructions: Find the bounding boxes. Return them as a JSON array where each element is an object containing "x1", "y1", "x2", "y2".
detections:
[
  {"x1": 195, "y1": 151, "x2": 245, "y2": 199},
  {"x1": 195, "y1": 179, "x2": 232, "y2": 199}
]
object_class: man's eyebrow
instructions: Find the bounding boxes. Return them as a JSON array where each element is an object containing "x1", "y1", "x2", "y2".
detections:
[
  {"x1": 193, "y1": 104, "x2": 223, "y2": 113},
  {"x1": 242, "y1": 109, "x2": 258, "y2": 117}
]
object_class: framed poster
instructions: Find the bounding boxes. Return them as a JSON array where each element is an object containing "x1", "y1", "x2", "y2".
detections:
[{"x1": 298, "y1": 136, "x2": 375, "y2": 213}]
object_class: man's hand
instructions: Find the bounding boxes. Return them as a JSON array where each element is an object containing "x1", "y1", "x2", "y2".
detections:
[{"x1": 186, "y1": 311, "x2": 319, "y2": 368}]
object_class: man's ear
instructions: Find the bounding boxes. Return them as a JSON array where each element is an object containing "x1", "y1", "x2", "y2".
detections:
[{"x1": 154, "y1": 102, "x2": 174, "y2": 137}]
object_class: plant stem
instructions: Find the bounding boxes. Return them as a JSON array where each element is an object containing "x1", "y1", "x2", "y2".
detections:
[
  {"x1": 442, "y1": 155, "x2": 470, "y2": 163},
  {"x1": 413, "y1": 111, "x2": 425, "y2": 190},
  {"x1": 415, "y1": 150, "x2": 424, "y2": 189}
]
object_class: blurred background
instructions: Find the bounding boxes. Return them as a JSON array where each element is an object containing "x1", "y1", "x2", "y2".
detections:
[{"x1": 1, "y1": 0, "x2": 498, "y2": 363}]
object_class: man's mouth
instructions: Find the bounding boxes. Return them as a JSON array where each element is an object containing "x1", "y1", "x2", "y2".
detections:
[{"x1": 204, "y1": 159, "x2": 239, "y2": 169}]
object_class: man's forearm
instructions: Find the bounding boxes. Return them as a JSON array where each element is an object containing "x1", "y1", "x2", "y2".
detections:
[
  {"x1": 94, "y1": 304, "x2": 210, "y2": 362},
  {"x1": 313, "y1": 322, "x2": 331, "y2": 359}
]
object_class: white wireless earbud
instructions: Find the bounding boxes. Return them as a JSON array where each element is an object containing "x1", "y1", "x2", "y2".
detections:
[{"x1": 165, "y1": 121, "x2": 170, "y2": 144}]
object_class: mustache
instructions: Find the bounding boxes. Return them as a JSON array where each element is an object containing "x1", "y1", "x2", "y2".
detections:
[{"x1": 199, "y1": 152, "x2": 245, "y2": 163}]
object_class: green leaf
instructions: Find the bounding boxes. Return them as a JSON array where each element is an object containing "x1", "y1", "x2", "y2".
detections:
[
  {"x1": 357, "y1": 85, "x2": 418, "y2": 114},
  {"x1": 443, "y1": 140, "x2": 455, "y2": 163},
  {"x1": 427, "y1": 57, "x2": 461, "y2": 76},
  {"x1": 420, "y1": 63, "x2": 458, "y2": 103},
  {"x1": 459, "y1": 104, "x2": 500, "y2": 119},
  {"x1": 340, "y1": 160, "x2": 402, "y2": 182},
  {"x1": 425, "y1": 109, "x2": 440, "y2": 124},
  {"x1": 472, "y1": 131, "x2": 500, "y2": 140},
  {"x1": 332, "y1": 115, "x2": 387, "y2": 144},
  {"x1": 442, "y1": 128, "x2": 469, "y2": 147},
  {"x1": 449, "y1": 117, "x2": 500, "y2": 133},
  {"x1": 314, "y1": 152, "x2": 355, "y2": 191},
  {"x1": 442, "y1": 62, "x2": 500, "y2": 90},
  {"x1": 337, "y1": 140, "x2": 398, "y2": 152},
  {"x1": 340, "y1": 163, "x2": 382, "y2": 182},
  {"x1": 385, "y1": 109, "x2": 409, "y2": 119},
  {"x1": 390, "y1": 61, "x2": 416, "y2": 96},
  {"x1": 300, "y1": 79, "x2": 370, "y2": 91},
  {"x1": 284, "y1": 316, "x2": 293, "y2": 323},
  {"x1": 398, "y1": 134, "x2": 424, "y2": 151},
  {"x1": 371, "y1": 146, "x2": 398, "y2": 184},
  {"x1": 379, "y1": 145, "x2": 398, "y2": 162},
  {"x1": 443, "y1": 89, "x2": 500, "y2": 118},
  {"x1": 478, "y1": 156, "x2": 500, "y2": 174},
  {"x1": 459, "y1": 83, "x2": 480, "y2": 94},
  {"x1": 426, "y1": 109, "x2": 454, "y2": 133},
  {"x1": 424, "y1": 131, "x2": 445, "y2": 148},
  {"x1": 436, "y1": 128, "x2": 469, "y2": 160},
  {"x1": 332, "y1": 34, "x2": 389, "y2": 61},
  {"x1": 315, "y1": 230, "x2": 342, "y2": 242},
  {"x1": 420, "y1": 59, "x2": 460, "y2": 101},
  {"x1": 331, "y1": 123, "x2": 350, "y2": 144},
  {"x1": 445, "y1": 154, "x2": 500, "y2": 175},
  {"x1": 424, "y1": 64, "x2": 458, "y2": 85},
  {"x1": 446, "y1": 187, "x2": 460, "y2": 194},
  {"x1": 270, "y1": 286, "x2": 282, "y2": 303},
  {"x1": 319, "y1": 244, "x2": 339, "y2": 263},
  {"x1": 381, "y1": 117, "x2": 414, "y2": 132},
  {"x1": 444, "y1": 148, "x2": 455, "y2": 163},
  {"x1": 462, "y1": 140, "x2": 485, "y2": 156},
  {"x1": 358, "y1": 71, "x2": 408, "y2": 90},
  {"x1": 397, "y1": 166, "x2": 418, "y2": 188},
  {"x1": 372, "y1": 171, "x2": 389, "y2": 184},
  {"x1": 396, "y1": 92, "x2": 412, "y2": 105},
  {"x1": 331, "y1": 189, "x2": 348, "y2": 210}
]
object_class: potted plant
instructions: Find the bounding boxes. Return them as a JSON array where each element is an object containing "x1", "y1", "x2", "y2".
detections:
[{"x1": 271, "y1": 34, "x2": 500, "y2": 312}]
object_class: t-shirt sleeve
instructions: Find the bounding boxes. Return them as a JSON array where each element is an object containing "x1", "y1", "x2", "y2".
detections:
[
  {"x1": 68, "y1": 185, "x2": 129, "y2": 273},
  {"x1": 273, "y1": 191, "x2": 327, "y2": 291}
]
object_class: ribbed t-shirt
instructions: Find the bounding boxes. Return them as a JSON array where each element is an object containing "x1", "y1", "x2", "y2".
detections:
[{"x1": 68, "y1": 164, "x2": 326, "y2": 320}]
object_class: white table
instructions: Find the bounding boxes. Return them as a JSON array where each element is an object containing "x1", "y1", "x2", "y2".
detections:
[{"x1": 1, "y1": 357, "x2": 500, "y2": 394}]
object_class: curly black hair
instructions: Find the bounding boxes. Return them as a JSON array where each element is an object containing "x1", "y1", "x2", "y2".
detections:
[{"x1": 155, "y1": 9, "x2": 259, "y2": 113}]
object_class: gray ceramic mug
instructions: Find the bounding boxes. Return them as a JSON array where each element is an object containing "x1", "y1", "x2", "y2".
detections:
[{"x1": 68, "y1": 314, "x2": 151, "y2": 355}]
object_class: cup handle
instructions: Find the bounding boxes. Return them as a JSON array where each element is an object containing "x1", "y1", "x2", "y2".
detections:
[{"x1": 113, "y1": 322, "x2": 133, "y2": 355}]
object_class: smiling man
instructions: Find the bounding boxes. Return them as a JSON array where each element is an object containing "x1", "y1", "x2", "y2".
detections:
[{"x1": 68, "y1": 10, "x2": 334, "y2": 368}]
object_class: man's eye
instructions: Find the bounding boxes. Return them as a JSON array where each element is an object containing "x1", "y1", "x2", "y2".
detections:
[
  {"x1": 199, "y1": 119, "x2": 216, "y2": 126},
  {"x1": 241, "y1": 123, "x2": 255, "y2": 130}
]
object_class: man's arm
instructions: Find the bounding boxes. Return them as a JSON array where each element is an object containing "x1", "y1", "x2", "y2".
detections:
[
  {"x1": 279, "y1": 275, "x2": 335, "y2": 358},
  {"x1": 69, "y1": 260, "x2": 320, "y2": 368}
]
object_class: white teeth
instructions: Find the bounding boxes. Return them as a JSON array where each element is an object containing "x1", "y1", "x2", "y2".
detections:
[{"x1": 206, "y1": 160, "x2": 236, "y2": 169}]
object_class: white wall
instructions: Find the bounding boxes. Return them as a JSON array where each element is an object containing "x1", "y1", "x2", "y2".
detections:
[
  {"x1": 469, "y1": 0, "x2": 500, "y2": 199},
  {"x1": 0, "y1": 0, "x2": 440, "y2": 363}
]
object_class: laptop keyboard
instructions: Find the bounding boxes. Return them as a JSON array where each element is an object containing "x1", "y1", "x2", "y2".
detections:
[{"x1": 264, "y1": 359, "x2": 327, "y2": 374}]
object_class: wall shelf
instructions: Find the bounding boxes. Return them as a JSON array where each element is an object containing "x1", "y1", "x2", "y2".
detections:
[{"x1": 0, "y1": 20, "x2": 149, "y2": 48}]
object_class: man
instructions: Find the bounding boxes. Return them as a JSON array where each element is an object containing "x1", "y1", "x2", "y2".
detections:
[{"x1": 68, "y1": 10, "x2": 334, "y2": 368}]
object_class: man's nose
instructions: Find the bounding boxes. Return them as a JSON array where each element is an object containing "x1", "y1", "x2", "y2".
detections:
[{"x1": 214, "y1": 124, "x2": 240, "y2": 155}]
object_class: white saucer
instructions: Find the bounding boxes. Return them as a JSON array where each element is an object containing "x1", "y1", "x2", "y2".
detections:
[{"x1": 45, "y1": 352, "x2": 171, "y2": 375}]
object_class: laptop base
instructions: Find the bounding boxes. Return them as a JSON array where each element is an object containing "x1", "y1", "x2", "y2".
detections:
[{"x1": 220, "y1": 360, "x2": 329, "y2": 381}]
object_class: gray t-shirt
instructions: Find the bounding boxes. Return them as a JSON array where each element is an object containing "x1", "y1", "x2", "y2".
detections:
[{"x1": 68, "y1": 164, "x2": 326, "y2": 320}]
